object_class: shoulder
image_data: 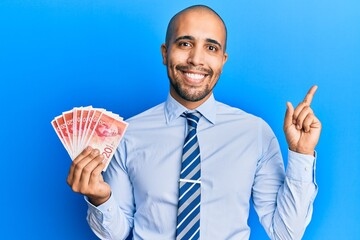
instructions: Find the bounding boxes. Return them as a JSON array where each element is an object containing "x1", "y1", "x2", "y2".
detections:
[
  {"x1": 215, "y1": 100, "x2": 274, "y2": 134},
  {"x1": 216, "y1": 100, "x2": 277, "y2": 145},
  {"x1": 121, "y1": 102, "x2": 167, "y2": 137},
  {"x1": 126, "y1": 102, "x2": 165, "y2": 123},
  {"x1": 216, "y1": 101, "x2": 263, "y2": 123}
]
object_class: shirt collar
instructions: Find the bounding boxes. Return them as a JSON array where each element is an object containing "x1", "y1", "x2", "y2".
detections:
[{"x1": 165, "y1": 93, "x2": 217, "y2": 125}]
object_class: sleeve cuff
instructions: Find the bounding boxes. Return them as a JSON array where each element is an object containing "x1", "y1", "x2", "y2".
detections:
[
  {"x1": 85, "y1": 193, "x2": 117, "y2": 223},
  {"x1": 286, "y1": 149, "x2": 317, "y2": 182}
]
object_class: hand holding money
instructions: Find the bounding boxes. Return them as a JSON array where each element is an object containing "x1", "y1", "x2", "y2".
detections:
[
  {"x1": 67, "y1": 146, "x2": 112, "y2": 206},
  {"x1": 51, "y1": 106, "x2": 128, "y2": 205}
]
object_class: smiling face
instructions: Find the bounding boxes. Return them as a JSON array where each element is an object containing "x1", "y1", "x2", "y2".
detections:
[{"x1": 161, "y1": 8, "x2": 228, "y2": 109}]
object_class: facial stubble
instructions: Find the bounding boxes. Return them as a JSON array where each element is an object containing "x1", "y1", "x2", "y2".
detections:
[{"x1": 169, "y1": 64, "x2": 220, "y2": 102}]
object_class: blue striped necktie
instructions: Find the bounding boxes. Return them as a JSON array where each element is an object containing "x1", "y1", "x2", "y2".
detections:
[{"x1": 176, "y1": 111, "x2": 202, "y2": 240}]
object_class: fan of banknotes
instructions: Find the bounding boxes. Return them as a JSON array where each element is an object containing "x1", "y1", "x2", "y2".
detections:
[{"x1": 51, "y1": 106, "x2": 128, "y2": 171}]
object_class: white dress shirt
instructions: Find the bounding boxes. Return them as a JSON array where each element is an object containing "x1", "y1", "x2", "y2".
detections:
[{"x1": 86, "y1": 94, "x2": 318, "y2": 240}]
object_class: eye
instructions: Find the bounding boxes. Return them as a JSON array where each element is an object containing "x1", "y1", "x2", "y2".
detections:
[
  {"x1": 178, "y1": 42, "x2": 192, "y2": 48},
  {"x1": 208, "y1": 45, "x2": 218, "y2": 52}
]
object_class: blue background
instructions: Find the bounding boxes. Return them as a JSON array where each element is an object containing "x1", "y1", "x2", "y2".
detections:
[{"x1": 1, "y1": 0, "x2": 359, "y2": 239}]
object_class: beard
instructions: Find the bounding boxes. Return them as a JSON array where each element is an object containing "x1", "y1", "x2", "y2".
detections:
[
  {"x1": 170, "y1": 79, "x2": 213, "y2": 102},
  {"x1": 169, "y1": 65, "x2": 219, "y2": 102}
]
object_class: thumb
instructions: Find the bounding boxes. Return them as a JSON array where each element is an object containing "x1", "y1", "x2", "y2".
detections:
[{"x1": 284, "y1": 102, "x2": 294, "y2": 129}]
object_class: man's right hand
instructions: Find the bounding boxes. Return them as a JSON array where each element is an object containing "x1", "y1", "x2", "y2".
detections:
[{"x1": 67, "y1": 146, "x2": 111, "y2": 206}]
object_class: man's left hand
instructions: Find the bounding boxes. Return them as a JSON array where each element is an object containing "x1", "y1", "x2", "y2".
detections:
[{"x1": 284, "y1": 85, "x2": 322, "y2": 155}]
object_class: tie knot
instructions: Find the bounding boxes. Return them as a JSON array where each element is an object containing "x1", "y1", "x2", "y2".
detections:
[{"x1": 183, "y1": 111, "x2": 202, "y2": 129}]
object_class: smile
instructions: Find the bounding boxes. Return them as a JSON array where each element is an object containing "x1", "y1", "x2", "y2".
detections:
[
  {"x1": 180, "y1": 70, "x2": 208, "y2": 85},
  {"x1": 184, "y1": 72, "x2": 206, "y2": 80}
]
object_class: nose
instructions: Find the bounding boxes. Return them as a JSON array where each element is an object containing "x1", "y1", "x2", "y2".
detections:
[{"x1": 187, "y1": 46, "x2": 205, "y2": 66}]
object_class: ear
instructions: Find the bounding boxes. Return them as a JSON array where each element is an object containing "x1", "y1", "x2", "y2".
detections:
[
  {"x1": 160, "y1": 44, "x2": 167, "y2": 65},
  {"x1": 222, "y1": 52, "x2": 228, "y2": 65}
]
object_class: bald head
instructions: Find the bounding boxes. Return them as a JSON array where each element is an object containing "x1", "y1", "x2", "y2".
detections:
[{"x1": 165, "y1": 5, "x2": 227, "y2": 51}]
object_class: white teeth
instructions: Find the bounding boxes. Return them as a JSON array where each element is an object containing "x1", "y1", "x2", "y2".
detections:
[{"x1": 185, "y1": 72, "x2": 205, "y2": 80}]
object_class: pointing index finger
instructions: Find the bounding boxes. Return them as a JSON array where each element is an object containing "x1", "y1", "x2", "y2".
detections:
[{"x1": 303, "y1": 85, "x2": 318, "y2": 106}]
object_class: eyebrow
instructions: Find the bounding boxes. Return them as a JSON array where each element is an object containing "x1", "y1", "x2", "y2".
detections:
[
  {"x1": 174, "y1": 35, "x2": 194, "y2": 43},
  {"x1": 174, "y1": 35, "x2": 223, "y2": 50}
]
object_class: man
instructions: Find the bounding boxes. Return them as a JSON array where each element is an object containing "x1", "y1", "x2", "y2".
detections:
[{"x1": 67, "y1": 5, "x2": 321, "y2": 240}]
